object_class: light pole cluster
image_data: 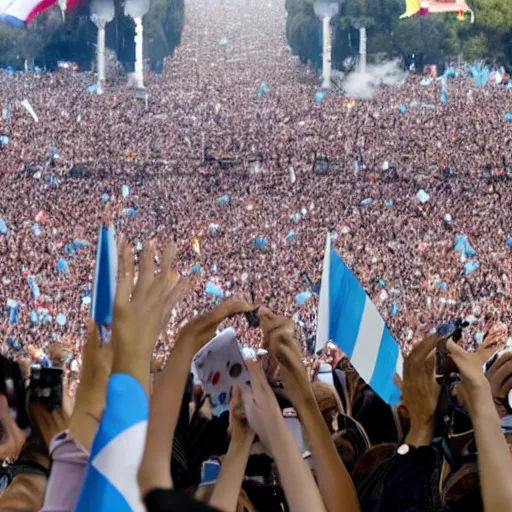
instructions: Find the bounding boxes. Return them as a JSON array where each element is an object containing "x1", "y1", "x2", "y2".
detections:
[{"x1": 90, "y1": 0, "x2": 149, "y2": 94}]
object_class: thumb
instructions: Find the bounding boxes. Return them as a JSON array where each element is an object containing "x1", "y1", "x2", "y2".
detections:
[
  {"x1": 240, "y1": 382, "x2": 254, "y2": 411},
  {"x1": 445, "y1": 338, "x2": 470, "y2": 376},
  {"x1": 446, "y1": 338, "x2": 467, "y2": 362},
  {"x1": 245, "y1": 359, "x2": 266, "y2": 389}
]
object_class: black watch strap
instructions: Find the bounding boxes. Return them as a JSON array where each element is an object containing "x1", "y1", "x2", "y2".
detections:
[{"x1": 11, "y1": 460, "x2": 49, "y2": 478}]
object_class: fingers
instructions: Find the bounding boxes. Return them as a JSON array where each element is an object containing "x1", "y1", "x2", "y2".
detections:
[
  {"x1": 258, "y1": 306, "x2": 282, "y2": 333},
  {"x1": 408, "y1": 333, "x2": 444, "y2": 363},
  {"x1": 392, "y1": 372, "x2": 403, "y2": 391},
  {"x1": 446, "y1": 338, "x2": 468, "y2": 360},
  {"x1": 486, "y1": 350, "x2": 512, "y2": 380},
  {"x1": 489, "y1": 352, "x2": 512, "y2": 392},
  {"x1": 86, "y1": 318, "x2": 100, "y2": 349},
  {"x1": 205, "y1": 296, "x2": 254, "y2": 328},
  {"x1": 116, "y1": 240, "x2": 134, "y2": 304},
  {"x1": 245, "y1": 359, "x2": 268, "y2": 393},
  {"x1": 104, "y1": 204, "x2": 112, "y2": 227},
  {"x1": 132, "y1": 241, "x2": 156, "y2": 300},
  {"x1": 230, "y1": 386, "x2": 242, "y2": 412},
  {"x1": 258, "y1": 307, "x2": 294, "y2": 338},
  {"x1": 160, "y1": 277, "x2": 190, "y2": 332},
  {"x1": 160, "y1": 243, "x2": 178, "y2": 280}
]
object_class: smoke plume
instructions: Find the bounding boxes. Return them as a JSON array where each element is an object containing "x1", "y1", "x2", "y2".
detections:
[
  {"x1": 313, "y1": 0, "x2": 340, "y2": 18},
  {"x1": 90, "y1": 0, "x2": 115, "y2": 26},
  {"x1": 124, "y1": 0, "x2": 150, "y2": 18},
  {"x1": 343, "y1": 60, "x2": 405, "y2": 99}
]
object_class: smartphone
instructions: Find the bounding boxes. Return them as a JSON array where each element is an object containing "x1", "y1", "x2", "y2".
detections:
[
  {"x1": 435, "y1": 349, "x2": 458, "y2": 377},
  {"x1": 199, "y1": 459, "x2": 221, "y2": 486},
  {"x1": 317, "y1": 363, "x2": 334, "y2": 388},
  {"x1": 193, "y1": 327, "x2": 250, "y2": 417},
  {"x1": 435, "y1": 320, "x2": 469, "y2": 377},
  {"x1": 29, "y1": 366, "x2": 63, "y2": 411},
  {"x1": 283, "y1": 407, "x2": 306, "y2": 454},
  {"x1": 483, "y1": 351, "x2": 500, "y2": 374}
]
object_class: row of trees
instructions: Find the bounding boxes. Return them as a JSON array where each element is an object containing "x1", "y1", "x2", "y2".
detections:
[
  {"x1": 0, "y1": 0, "x2": 184, "y2": 71},
  {"x1": 286, "y1": 0, "x2": 512, "y2": 70}
]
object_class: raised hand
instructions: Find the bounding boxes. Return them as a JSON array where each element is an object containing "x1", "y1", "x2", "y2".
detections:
[
  {"x1": 402, "y1": 332, "x2": 443, "y2": 446},
  {"x1": 229, "y1": 386, "x2": 253, "y2": 445},
  {"x1": 257, "y1": 307, "x2": 309, "y2": 401},
  {"x1": 241, "y1": 359, "x2": 284, "y2": 450},
  {"x1": 69, "y1": 320, "x2": 114, "y2": 451},
  {"x1": 175, "y1": 296, "x2": 254, "y2": 355},
  {"x1": 445, "y1": 339, "x2": 492, "y2": 417},
  {"x1": 112, "y1": 240, "x2": 189, "y2": 365},
  {"x1": 484, "y1": 349, "x2": 512, "y2": 419}
]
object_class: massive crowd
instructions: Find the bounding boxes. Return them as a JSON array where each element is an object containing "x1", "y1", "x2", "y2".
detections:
[
  {"x1": 1, "y1": 0, "x2": 512, "y2": 510},
  {"x1": 2, "y1": 0, "x2": 512, "y2": 370}
]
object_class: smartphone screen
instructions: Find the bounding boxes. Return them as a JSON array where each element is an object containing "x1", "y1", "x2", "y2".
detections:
[
  {"x1": 200, "y1": 460, "x2": 221, "y2": 486},
  {"x1": 193, "y1": 327, "x2": 250, "y2": 416},
  {"x1": 283, "y1": 408, "x2": 305, "y2": 454},
  {"x1": 317, "y1": 363, "x2": 334, "y2": 388}
]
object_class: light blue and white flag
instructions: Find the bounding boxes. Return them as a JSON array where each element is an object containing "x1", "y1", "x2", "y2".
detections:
[
  {"x1": 91, "y1": 224, "x2": 117, "y2": 342},
  {"x1": 75, "y1": 374, "x2": 148, "y2": 512},
  {"x1": 316, "y1": 233, "x2": 402, "y2": 405}
]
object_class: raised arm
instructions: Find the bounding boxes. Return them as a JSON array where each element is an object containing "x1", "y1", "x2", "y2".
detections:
[
  {"x1": 138, "y1": 297, "x2": 254, "y2": 496},
  {"x1": 75, "y1": 240, "x2": 189, "y2": 512},
  {"x1": 258, "y1": 307, "x2": 359, "y2": 512},
  {"x1": 209, "y1": 388, "x2": 254, "y2": 512},
  {"x1": 447, "y1": 339, "x2": 512, "y2": 511},
  {"x1": 241, "y1": 359, "x2": 326, "y2": 512}
]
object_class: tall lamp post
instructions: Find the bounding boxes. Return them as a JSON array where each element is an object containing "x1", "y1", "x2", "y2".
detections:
[
  {"x1": 125, "y1": 0, "x2": 150, "y2": 90},
  {"x1": 314, "y1": 1, "x2": 340, "y2": 89},
  {"x1": 90, "y1": 0, "x2": 115, "y2": 95}
]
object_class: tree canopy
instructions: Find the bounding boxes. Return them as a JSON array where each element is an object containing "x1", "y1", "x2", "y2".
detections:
[
  {"x1": 286, "y1": 0, "x2": 512, "y2": 69},
  {"x1": 0, "y1": 0, "x2": 184, "y2": 71}
]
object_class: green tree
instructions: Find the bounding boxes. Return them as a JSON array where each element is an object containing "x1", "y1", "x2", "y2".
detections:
[
  {"x1": 462, "y1": 32, "x2": 489, "y2": 61},
  {"x1": 286, "y1": 0, "x2": 512, "y2": 69}
]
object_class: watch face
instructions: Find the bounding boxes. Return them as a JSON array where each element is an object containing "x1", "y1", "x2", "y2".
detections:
[{"x1": 397, "y1": 443, "x2": 410, "y2": 456}]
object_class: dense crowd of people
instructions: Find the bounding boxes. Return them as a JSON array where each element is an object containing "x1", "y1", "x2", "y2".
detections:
[
  {"x1": 1, "y1": 0, "x2": 512, "y2": 509},
  {"x1": 2, "y1": 0, "x2": 512, "y2": 364}
]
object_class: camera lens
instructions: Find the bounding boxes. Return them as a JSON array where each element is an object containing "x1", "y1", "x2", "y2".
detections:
[{"x1": 436, "y1": 322, "x2": 456, "y2": 338}]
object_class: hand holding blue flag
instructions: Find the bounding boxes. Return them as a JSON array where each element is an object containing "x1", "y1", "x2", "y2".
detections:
[
  {"x1": 316, "y1": 233, "x2": 403, "y2": 405},
  {"x1": 91, "y1": 220, "x2": 118, "y2": 343}
]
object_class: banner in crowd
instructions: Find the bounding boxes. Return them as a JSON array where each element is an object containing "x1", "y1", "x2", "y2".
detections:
[{"x1": 316, "y1": 233, "x2": 403, "y2": 405}]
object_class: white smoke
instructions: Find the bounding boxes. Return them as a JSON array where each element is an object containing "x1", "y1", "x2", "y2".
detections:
[
  {"x1": 124, "y1": 0, "x2": 150, "y2": 18},
  {"x1": 314, "y1": 0, "x2": 340, "y2": 18},
  {"x1": 90, "y1": 0, "x2": 115, "y2": 26},
  {"x1": 342, "y1": 60, "x2": 406, "y2": 99}
]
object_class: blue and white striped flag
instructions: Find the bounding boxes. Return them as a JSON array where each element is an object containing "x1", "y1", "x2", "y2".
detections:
[
  {"x1": 316, "y1": 233, "x2": 403, "y2": 405},
  {"x1": 91, "y1": 223, "x2": 117, "y2": 343},
  {"x1": 75, "y1": 374, "x2": 148, "y2": 512}
]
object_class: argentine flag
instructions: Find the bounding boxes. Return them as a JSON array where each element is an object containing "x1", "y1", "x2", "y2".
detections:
[
  {"x1": 75, "y1": 224, "x2": 149, "y2": 511},
  {"x1": 91, "y1": 223, "x2": 117, "y2": 342},
  {"x1": 75, "y1": 374, "x2": 148, "y2": 512},
  {"x1": 316, "y1": 233, "x2": 403, "y2": 405}
]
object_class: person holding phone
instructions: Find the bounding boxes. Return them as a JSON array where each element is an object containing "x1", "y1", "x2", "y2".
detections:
[{"x1": 446, "y1": 340, "x2": 512, "y2": 512}]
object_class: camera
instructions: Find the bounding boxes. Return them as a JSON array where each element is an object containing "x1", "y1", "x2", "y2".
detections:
[
  {"x1": 28, "y1": 366, "x2": 63, "y2": 412},
  {"x1": 435, "y1": 319, "x2": 469, "y2": 380},
  {"x1": 0, "y1": 355, "x2": 29, "y2": 430}
]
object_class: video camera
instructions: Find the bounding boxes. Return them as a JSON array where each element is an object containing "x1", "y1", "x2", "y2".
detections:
[{"x1": 0, "y1": 355, "x2": 64, "y2": 432}]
